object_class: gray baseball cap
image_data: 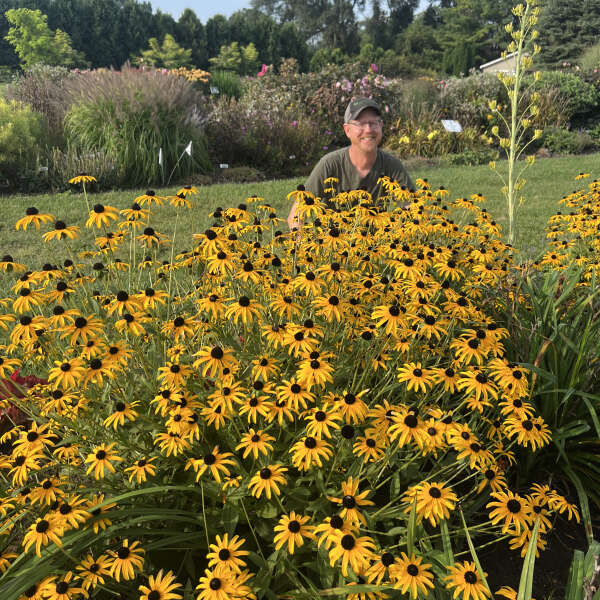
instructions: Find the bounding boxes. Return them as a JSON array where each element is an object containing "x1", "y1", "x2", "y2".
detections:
[{"x1": 344, "y1": 98, "x2": 382, "y2": 123}]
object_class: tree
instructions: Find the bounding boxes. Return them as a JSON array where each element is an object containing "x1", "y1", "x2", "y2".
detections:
[
  {"x1": 209, "y1": 41, "x2": 242, "y2": 72},
  {"x1": 252, "y1": 0, "x2": 365, "y2": 52},
  {"x1": 177, "y1": 8, "x2": 208, "y2": 68},
  {"x1": 133, "y1": 33, "x2": 192, "y2": 68},
  {"x1": 4, "y1": 7, "x2": 85, "y2": 67},
  {"x1": 209, "y1": 41, "x2": 261, "y2": 75},
  {"x1": 537, "y1": 0, "x2": 600, "y2": 66}
]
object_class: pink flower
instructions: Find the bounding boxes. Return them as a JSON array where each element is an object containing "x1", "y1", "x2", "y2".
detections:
[
  {"x1": 292, "y1": 120, "x2": 298, "y2": 127},
  {"x1": 370, "y1": 63, "x2": 378, "y2": 72},
  {"x1": 257, "y1": 64, "x2": 268, "y2": 77}
]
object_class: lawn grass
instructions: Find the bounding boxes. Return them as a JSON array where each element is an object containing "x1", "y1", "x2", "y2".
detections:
[{"x1": 1, "y1": 153, "x2": 598, "y2": 272}]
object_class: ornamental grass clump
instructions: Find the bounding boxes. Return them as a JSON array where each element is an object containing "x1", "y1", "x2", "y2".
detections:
[{"x1": 0, "y1": 176, "x2": 582, "y2": 599}]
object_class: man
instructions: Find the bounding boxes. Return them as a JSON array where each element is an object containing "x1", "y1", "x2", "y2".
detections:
[{"x1": 287, "y1": 97, "x2": 413, "y2": 229}]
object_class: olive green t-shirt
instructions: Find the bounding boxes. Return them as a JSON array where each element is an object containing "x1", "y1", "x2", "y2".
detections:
[{"x1": 305, "y1": 147, "x2": 413, "y2": 201}]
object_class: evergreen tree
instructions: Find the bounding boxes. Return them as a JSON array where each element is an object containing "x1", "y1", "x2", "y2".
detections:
[
  {"x1": 538, "y1": 0, "x2": 600, "y2": 66},
  {"x1": 177, "y1": 9, "x2": 208, "y2": 67}
]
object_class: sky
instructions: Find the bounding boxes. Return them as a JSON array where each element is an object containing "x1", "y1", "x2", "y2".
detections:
[
  {"x1": 151, "y1": 0, "x2": 254, "y2": 21},
  {"x1": 149, "y1": 0, "x2": 428, "y2": 22}
]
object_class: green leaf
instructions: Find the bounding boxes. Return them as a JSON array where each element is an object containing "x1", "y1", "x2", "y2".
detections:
[
  {"x1": 565, "y1": 550, "x2": 584, "y2": 600},
  {"x1": 517, "y1": 517, "x2": 540, "y2": 600},
  {"x1": 407, "y1": 498, "x2": 417, "y2": 556},
  {"x1": 440, "y1": 518, "x2": 454, "y2": 567},
  {"x1": 459, "y1": 506, "x2": 491, "y2": 596}
]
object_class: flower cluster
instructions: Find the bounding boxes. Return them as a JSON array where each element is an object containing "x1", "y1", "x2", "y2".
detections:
[{"x1": 0, "y1": 176, "x2": 581, "y2": 599}]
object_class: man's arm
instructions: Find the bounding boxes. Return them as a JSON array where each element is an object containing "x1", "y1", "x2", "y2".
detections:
[
  {"x1": 287, "y1": 157, "x2": 328, "y2": 230},
  {"x1": 287, "y1": 199, "x2": 301, "y2": 230}
]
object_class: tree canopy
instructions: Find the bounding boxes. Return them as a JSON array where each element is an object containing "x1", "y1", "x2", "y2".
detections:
[
  {"x1": 0, "y1": 0, "x2": 599, "y2": 75},
  {"x1": 4, "y1": 7, "x2": 85, "y2": 67}
]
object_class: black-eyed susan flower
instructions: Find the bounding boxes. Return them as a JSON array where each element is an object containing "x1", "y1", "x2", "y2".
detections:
[
  {"x1": 409, "y1": 481, "x2": 458, "y2": 526},
  {"x1": 235, "y1": 429, "x2": 275, "y2": 460},
  {"x1": 185, "y1": 446, "x2": 235, "y2": 483},
  {"x1": 76, "y1": 553, "x2": 112, "y2": 591},
  {"x1": 328, "y1": 532, "x2": 376, "y2": 577},
  {"x1": 15, "y1": 207, "x2": 54, "y2": 231},
  {"x1": 85, "y1": 203, "x2": 119, "y2": 228},
  {"x1": 304, "y1": 406, "x2": 342, "y2": 439},
  {"x1": 248, "y1": 464, "x2": 288, "y2": 499},
  {"x1": 48, "y1": 358, "x2": 86, "y2": 390},
  {"x1": 397, "y1": 361, "x2": 435, "y2": 393},
  {"x1": 329, "y1": 477, "x2": 375, "y2": 525},
  {"x1": 273, "y1": 512, "x2": 316, "y2": 554},
  {"x1": 42, "y1": 221, "x2": 80, "y2": 242},
  {"x1": 69, "y1": 174, "x2": 97, "y2": 185},
  {"x1": 22, "y1": 515, "x2": 64, "y2": 556},
  {"x1": 60, "y1": 314, "x2": 104, "y2": 346},
  {"x1": 444, "y1": 561, "x2": 490, "y2": 600},
  {"x1": 290, "y1": 436, "x2": 333, "y2": 471},
  {"x1": 193, "y1": 346, "x2": 238, "y2": 378},
  {"x1": 43, "y1": 571, "x2": 86, "y2": 600},
  {"x1": 206, "y1": 534, "x2": 248, "y2": 574},
  {"x1": 115, "y1": 311, "x2": 151, "y2": 336},
  {"x1": 84, "y1": 443, "x2": 124, "y2": 480},
  {"x1": 104, "y1": 400, "x2": 139, "y2": 430},
  {"x1": 486, "y1": 490, "x2": 532, "y2": 534},
  {"x1": 196, "y1": 568, "x2": 238, "y2": 600},
  {"x1": 389, "y1": 552, "x2": 435, "y2": 598},
  {"x1": 139, "y1": 569, "x2": 183, "y2": 600},
  {"x1": 108, "y1": 538, "x2": 145, "y2": 581}
]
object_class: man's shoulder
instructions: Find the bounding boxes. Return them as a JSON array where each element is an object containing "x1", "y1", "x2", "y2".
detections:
[
  {"x1": 318, "y1": 147, "x2": 349, "y2": 166},
  {"x1": 378, "y1": 148, "x2": 407, "y2": 169}
]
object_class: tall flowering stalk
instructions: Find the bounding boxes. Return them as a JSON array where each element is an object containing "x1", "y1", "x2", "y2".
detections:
[{"x1": 489, "y1": 0, "x2": 542, "y2": 246}]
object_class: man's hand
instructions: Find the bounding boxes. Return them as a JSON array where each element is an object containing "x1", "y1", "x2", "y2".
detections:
[{"x1": 287, "y1": 200, "x2": 304, "y2": 231}]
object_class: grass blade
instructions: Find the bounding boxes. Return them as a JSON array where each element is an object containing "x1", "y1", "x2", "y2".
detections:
[
  {"x1": 517, "y1": 517, "x2": 540, "y2": 600},
  {"x1": 459, "y1": 506, "x2": 491, "y2": 596}
]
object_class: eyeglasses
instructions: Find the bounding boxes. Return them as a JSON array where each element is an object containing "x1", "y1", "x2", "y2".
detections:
[{"x1": 347, "y1": 119, "x2": 383, "y2": 131}]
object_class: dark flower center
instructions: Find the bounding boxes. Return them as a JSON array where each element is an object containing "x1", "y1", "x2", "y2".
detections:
[
  {"x1": 210, "y1": 578, "x2": 221, "y2": 590},
  {"x1": 36, "y1": 519, "x2": 49, "y2": 533},
  {"x1": 56, "y1": 582, "x2": 69, "y2": 594},
  {"x1": 464, "y1": 571, "x2": 478, "y2": 584},
  {"x1": 260, "y1": 468, "x2": 272, "y2": 479},
  {"x1": 341, "y1": 534, "x2": 355, "y2": 550},
  {"x1": 428, "y1": 486, "x2": 442, "y2": 498},
  {"x1": 404, "y1": 414, "x2": 418, "y2": 428},
  {"x1": 96, "y1": 450, "x2": 107, "y2": 460},
  {"x1": 204, "y1": 454, "x2": 216, "y2": 465},
  {"x1": 218, "y1": 548, "x2": 231, "y2": 560},
  {"x1": 304, "y1": 437, "x2": 317, "y2": 449},
  {"x1": 507, "y1": 499, "x2": 521, "y2": 513},
  {"x1": 407, "y1": 563, "x2": 419, "y2": 576},
  {"x1": 288, "y1": 520, "x2": 301, "y2": 533},
  {"x1": 117, "y1": 546, "x2": 130, "y2": 559},
  {"x1": 342, "y1": 495, "x2": 356, "y2": 509}
]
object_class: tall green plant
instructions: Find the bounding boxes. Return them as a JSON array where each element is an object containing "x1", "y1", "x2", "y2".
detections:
[
  {"x1": 488, "y1": 0, "x2": 542, "y2": 245},
  {"x1": 64, "y1": 67, "x2": 211, "y2": 187}
]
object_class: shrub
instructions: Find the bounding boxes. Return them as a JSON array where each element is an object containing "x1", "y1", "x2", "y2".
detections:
[
  {"x1": 439, "y1": 73, "x2": 508, "y2": 130},
  {"x1": 577, "y1": 42, "x2": 600, "y2": 74},
  {"x1": 539, "y1": 126, "x2": 596, "y2": 154},
  {"x1": 6, "y1": 64, "x2": 72, "y2": 145},
  {"x1": 209, "y1": 69, "x2": 243, "y2": 100},
  {"x1": 0, "y1": 97, "x2": 47, "y2": 188},
  {"x1": 204, "y1": 95, "x2": 324, "y2": 177},
  {"x1": 386, "y1": 103, "x2": 491, "y2": 158},
  {"x1": 63, "y1": 66, "x2": 212, "y2": 187},
  {"x1": 527, "y1": 70, "x2": 600, "y2": 125}
]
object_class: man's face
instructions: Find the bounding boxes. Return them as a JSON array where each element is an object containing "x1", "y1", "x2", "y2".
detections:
[{"x1": 343, "y1": 108, "x2": 383, "y2": 153}]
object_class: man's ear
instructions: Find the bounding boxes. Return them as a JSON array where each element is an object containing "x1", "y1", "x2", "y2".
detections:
[{"x1": 343, "y1": 124, "x2": 351, "y2": 140}]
